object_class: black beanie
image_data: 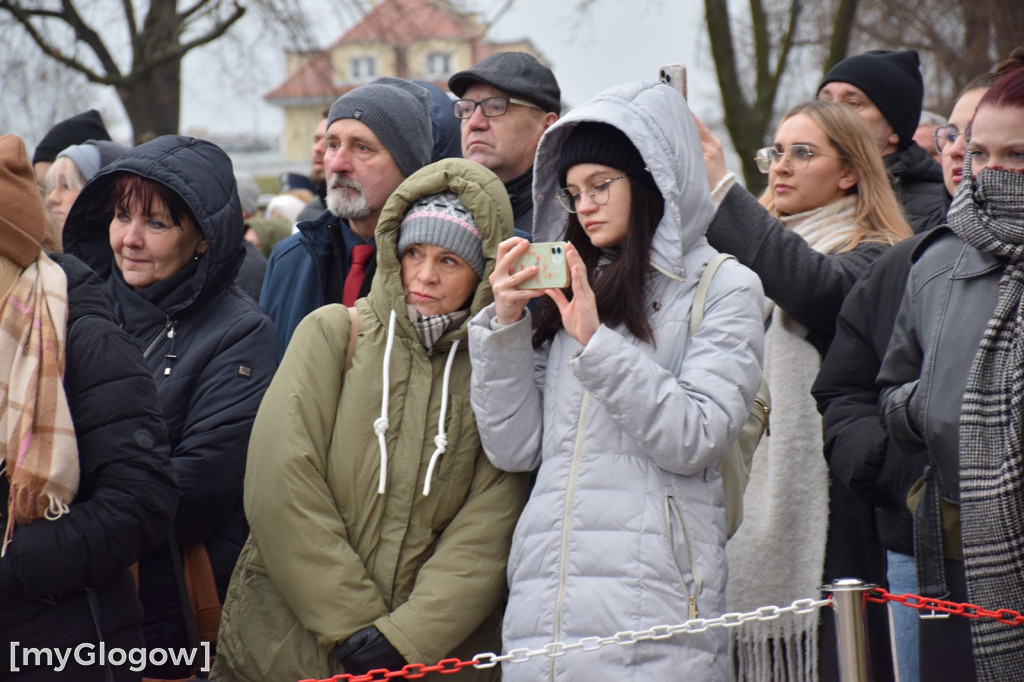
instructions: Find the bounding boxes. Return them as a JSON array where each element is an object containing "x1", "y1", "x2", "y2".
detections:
[
  {"x1": 32, "y1": 109, "x2": 111, "y2": 165},
  {"x1": 558, "y1": 122, "x2": 656, "y2": 190},
  {"x1": 818, "y1": 50, "x2": 923, "y2": 151}
]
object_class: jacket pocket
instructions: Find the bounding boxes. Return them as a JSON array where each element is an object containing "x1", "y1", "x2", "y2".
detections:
[{"x1": 665, "y1": 494, "x2": 701, "y2": 620}]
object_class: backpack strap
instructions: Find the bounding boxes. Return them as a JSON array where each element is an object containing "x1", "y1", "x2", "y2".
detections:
[{"x1": 690, "y1": 253, "x2": 736, "y2": 336}]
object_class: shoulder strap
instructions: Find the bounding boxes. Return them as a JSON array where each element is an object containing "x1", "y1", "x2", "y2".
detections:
[
  {"x1": 345, "y1": 306, "x2": 360, "y2": 373},
  {"x1": 689, "y1": 253, "x2": 736, "y2": 336}
]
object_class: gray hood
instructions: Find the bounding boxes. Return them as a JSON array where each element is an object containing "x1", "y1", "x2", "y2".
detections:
[{"x1": 532, "y1": 81, "x2": 714, "y2": 279}]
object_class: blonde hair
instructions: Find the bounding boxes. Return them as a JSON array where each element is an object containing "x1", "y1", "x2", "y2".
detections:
[
  {"x1": 759, "y1": 100, "x2": 912, "y2": 252},
  {"x1": 43, "y1": 155, "x2": 86, "y2": 198}
]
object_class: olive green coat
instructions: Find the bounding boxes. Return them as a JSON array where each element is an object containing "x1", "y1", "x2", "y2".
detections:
[{"x1": 214, "y1": 159, "x2": 528, "y2": 682}]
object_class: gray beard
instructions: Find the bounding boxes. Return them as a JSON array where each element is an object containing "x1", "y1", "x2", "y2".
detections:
[{"x1": 327, "y1": 174, "x2": 371, "y2": 219}]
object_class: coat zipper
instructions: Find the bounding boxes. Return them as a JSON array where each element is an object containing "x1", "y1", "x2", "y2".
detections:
[
  {"x1": 666, "y1": 494, "x2": 701, "y2": 620},
  {"x1": 143, "y1": 319, "x2": 173, "y2": 360},
  {"x1": 552, "y1": 391, "x2": 590, "y2": 681}
]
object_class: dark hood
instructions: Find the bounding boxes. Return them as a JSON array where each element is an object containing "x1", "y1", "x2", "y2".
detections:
[{"x1": 63, "y1": 135, "x2": 245, "y2": 314}]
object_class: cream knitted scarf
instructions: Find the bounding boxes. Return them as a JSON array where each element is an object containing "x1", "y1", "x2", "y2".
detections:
[
  {"x1": 0, "y1": 254, "x2": 78, "y2": 555},
  {"x1": 727, "y1": 197, "x2": 859, "y2": 682}
]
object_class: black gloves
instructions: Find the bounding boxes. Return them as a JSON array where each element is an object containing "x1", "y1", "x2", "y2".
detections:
[{"x1": 333, "y1": 625, "x2": 407, "y2": 675}]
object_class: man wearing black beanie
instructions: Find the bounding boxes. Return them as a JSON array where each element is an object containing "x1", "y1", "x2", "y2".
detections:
[{"x1": 819, "y1": 50, "x2": 949, "y2": 233}]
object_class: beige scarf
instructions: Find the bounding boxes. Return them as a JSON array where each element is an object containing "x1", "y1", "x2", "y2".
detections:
[
  {"x1": 727, "y1": 197, "x2": 859, "y2": 682},
  {"x1": 0, "y1": 253, "x2": 78, "y2": 554}
]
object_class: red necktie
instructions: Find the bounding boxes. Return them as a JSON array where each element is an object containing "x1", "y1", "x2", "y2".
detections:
[{"x1": 343, "y1": 244, "x2": 374, "y2": 306}]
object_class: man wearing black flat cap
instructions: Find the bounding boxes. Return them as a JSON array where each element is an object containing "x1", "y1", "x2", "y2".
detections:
[{"x1": 449, "y1": 51, "x2": 561, "y2": 235}]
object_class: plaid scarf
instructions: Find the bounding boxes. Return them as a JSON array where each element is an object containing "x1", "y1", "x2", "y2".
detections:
[
  {"x1": 406, "y1": 305, "x2": 468, "y2": 354},
  {"x1": 0, "y1": 254, "x2": 78, "y2": 555},
  {"x1": 948, "y1": 157, "x2": 1024, "y2": 679}
]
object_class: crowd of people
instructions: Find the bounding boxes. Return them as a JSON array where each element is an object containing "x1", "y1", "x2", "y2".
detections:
[{"x1": 2, "y1": 44, "x2": 1024, "y2": 682}]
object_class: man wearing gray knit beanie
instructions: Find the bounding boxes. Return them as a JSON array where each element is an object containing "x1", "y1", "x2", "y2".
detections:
[{"x1": 259, "y1": 77, "x2": 434, "y2": 355}]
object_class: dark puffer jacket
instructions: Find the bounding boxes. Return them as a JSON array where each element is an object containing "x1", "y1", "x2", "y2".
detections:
[
  {"x1": 886, "y1": 142, "x2": 950, "y2": 234},
  {"x1": 0, "y1": 253, "x2": 177, "y2": 681},
  {"x1": 64, "y1": 136, "x2": 278, "y2": 675}
]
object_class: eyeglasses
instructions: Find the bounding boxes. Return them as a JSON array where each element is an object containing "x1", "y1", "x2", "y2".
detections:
[
  {"x1": 452, "y1": 96, "x2": 542, "y2": 119},
  {"x1": 754, "y1": 144, "x2": 841, "y2": 173},
  {"x1": 556, "y1": 175, "x2": 627, "y2": 213},
  {"x1": 933, "y1": 125, "x2": 967, "y2": 154}
]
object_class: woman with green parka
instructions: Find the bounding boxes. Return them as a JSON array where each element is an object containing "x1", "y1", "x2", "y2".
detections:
[{"x1": 213, "y1": 158, "x2": 528, "y2": 682}]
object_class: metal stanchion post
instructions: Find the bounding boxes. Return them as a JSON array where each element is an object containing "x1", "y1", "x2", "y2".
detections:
[{"x1": 821, "y1": 578, "x2": 877, "y2": 682}]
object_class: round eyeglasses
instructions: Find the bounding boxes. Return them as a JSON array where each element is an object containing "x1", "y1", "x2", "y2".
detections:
[
  {"x1": 556, "y1": 175, "x2": 628, "y2": 213},
  {"x1": 754, "y1": 144, "x2": 841, "y2": 173},
  {"x1": 452, "y1": 96, "x2": 542, "y2": 119},
  {"x1": 933, "y1": 125, "x2": 967, "y2": 155}
]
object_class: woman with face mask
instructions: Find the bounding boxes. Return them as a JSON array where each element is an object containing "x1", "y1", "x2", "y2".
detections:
[{"x1": 879, "y1": 62, "x2": 1024, "y2": 681}]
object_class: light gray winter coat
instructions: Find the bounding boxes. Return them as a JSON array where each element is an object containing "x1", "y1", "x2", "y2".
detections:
[{"x1": 467, "y1": 81, "x2": 766, "y2": 681}]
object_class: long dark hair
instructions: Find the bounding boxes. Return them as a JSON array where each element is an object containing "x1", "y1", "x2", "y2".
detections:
[{"x1": 532, "y1": 175, "x2": 664, "y2": 347}]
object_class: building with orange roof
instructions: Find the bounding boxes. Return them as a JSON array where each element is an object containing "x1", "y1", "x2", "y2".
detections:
[{"x1": 266, "y1": 0, "x2": 548, "y2": 161}]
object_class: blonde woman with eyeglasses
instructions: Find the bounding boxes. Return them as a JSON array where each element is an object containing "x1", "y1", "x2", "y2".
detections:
[{"x1": 696, "y1": 99, "x2": 911, "y2": 681}]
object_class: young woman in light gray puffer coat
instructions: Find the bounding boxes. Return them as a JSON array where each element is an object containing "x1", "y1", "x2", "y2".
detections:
[{"x1": 467, "y1": 81, "x2": 766, "y2": 680}]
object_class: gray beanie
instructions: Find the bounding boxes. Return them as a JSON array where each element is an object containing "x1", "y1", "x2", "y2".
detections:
[
  {"x1": 398, "y1": 192, "x2": 484, "y2": 277},
  {"x1": 328, "y1": 78, "x2": 432, "y2": 178},
  {"x1": 57, "y1": 143, "x2": 100, "y2": 181},
  {"x1": 57, "y1": 139, "x2": 128, "y2": 181}
]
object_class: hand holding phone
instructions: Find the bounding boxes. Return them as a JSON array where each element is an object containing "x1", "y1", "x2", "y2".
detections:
[{"x1": 512, "y1": 242, "x2": 569, "y2": 290}]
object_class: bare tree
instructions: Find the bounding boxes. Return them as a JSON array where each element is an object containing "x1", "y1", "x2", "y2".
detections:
[
  {"x1": 0, "y1": 1, "x2": 316, "y2": 143},
  {"x1": 855, "y1": 0, "x2": 1024, "y2": 117}
]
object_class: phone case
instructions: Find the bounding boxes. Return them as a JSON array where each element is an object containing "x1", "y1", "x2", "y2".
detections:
[{"x1": 513, "y1": 242, "x2": 569, "y2": 289}]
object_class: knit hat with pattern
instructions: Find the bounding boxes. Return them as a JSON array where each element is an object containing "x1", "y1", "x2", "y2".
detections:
[{"x1": 398, "y1": 192, "x2": 484, "y2": 277}]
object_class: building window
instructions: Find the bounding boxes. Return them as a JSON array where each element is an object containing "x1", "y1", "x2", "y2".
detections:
[
  {"x1": 425, "y1": 52, "x2": 452, "y2": 78},
  {"x1": 349, "y1": 55, "x2": 377, "y2": 82}
]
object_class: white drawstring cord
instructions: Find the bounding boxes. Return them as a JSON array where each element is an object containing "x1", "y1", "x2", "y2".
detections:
[
  {"x1": 375, "y1": 309, "x2": 397, "y2": 494},
  {"x1": 422, "y1": 339, "x2": 460, "y2": 496}
]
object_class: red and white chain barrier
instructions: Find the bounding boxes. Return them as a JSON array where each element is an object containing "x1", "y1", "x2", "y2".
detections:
[{"x1": 297, "y1": 587, "x2": 1024, "y2": 682}]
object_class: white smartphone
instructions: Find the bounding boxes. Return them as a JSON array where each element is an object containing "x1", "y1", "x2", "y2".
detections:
[
  {"x1": 513, "y1": 242, "x2": 569, "y2": 290},
  {"x1": 659, "y1": 63, "x2": 687, "y2": 98}
]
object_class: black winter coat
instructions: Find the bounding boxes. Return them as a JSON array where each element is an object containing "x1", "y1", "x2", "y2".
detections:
[
  {"x1": 63, "y1": 136, "x2": 279, "y2": 673},
  {"x1": 886, "y1": 143, "x2": 950, "y2": 235},
  {"x1": 812, "y1": 233, "x2": 931, "y2": 555},
  {"x1": 0, "y1": 253, "x2": 177, "y2": 681}
]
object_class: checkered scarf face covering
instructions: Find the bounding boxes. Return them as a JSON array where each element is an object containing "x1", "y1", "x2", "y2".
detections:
[
  {"x1": 0, "y1": 254, "x2": 78, "y2": 555},
  {"x1": 948, "y1": 157, "x2": 1024, "y2": 679}
]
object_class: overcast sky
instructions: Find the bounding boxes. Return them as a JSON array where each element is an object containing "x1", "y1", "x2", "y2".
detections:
[{"x1": 179, "y1": 0, "x2": 726, "y2": 140}]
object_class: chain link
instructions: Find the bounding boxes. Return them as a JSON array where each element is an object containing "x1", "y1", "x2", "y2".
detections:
[
  {"x1": 300, "y1": 597, "x2": 833, "y2": 682},
  {"x1": 866, "y1": 588, "x2": 1024, "y2": 626}
]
